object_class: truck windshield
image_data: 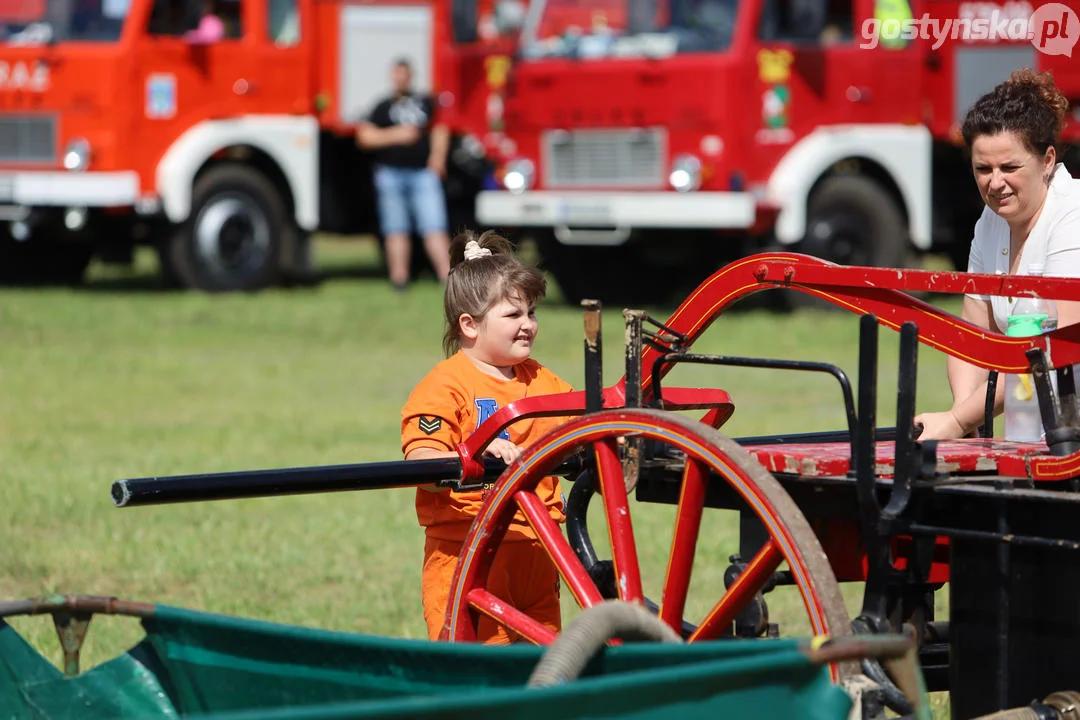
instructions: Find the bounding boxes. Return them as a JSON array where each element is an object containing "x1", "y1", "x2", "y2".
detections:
[
  {"x1": 520, "y1": 0, "x2": 737, "y2": 59},
  {"x1": 0, "y1": 0, "x2": 127, "y2": 43}
]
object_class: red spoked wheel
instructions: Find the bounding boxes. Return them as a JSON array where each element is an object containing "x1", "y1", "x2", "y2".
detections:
[{"x1": 442, "y1": 408, "x2": 852, "y2": 677}]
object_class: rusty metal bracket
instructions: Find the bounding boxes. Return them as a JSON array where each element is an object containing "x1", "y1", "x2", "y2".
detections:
[
  {"x1": 802, "y1": 634, "x2": 930, "y2": 720},
  {"x1": 0, "y1": 594, "x2": 155, "y2": 678}
]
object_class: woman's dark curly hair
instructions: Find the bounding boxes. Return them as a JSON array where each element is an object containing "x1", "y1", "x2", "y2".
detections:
[{"x1": 961, "y1": 68, "x2": 1069, "y2": 155}]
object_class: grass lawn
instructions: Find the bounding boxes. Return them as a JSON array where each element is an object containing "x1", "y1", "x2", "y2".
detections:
[{"x1": 0, "y1": 236, "x2": 958, "y2": 715}]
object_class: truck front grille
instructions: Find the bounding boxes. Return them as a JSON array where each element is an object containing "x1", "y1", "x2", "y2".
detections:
[
  {"x1": 543, "y1": 128, "x2": 665, "y2": 188},
  {"x1": 0, "y1": 115, "x2": 57, "y2": 164}
]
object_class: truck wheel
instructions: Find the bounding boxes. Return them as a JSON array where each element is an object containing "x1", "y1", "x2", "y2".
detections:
[
  {"x1": 170, "y1": 165, "x2": 284, "y2": 291},
  {"x1": 802, "y1": 175, "x2": 907, "y2": 269}
]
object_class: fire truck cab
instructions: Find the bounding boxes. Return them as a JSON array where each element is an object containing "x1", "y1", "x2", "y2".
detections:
[
  {"x1": 468, "y1": 0, "x2": 1080, "y2": 302},
  {"x1": 0, "y1": 0, "x2": 487, "y2": 289}
]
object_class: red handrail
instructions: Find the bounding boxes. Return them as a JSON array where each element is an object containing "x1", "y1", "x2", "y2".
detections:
[{"x1": 639, "y1": 253, "x2": 1080, "y2": 400}]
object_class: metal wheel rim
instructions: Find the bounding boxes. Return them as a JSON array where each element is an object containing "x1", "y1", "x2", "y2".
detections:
[{"x1": 193, "y1": 194, "x2": 272, "y2": 278}]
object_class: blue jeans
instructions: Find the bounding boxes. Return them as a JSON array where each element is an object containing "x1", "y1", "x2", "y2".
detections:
[{"x1": 373, "y1": 165, "x2": 448, "y2": 237}]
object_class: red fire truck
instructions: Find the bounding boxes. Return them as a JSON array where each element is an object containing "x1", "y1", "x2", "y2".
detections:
[
  {"x1": 0, "y1": 0, "x2": 496, "y2": 289},
  {"x1": 464, "y1": 0, "x2": 1080, "y2": 302}
]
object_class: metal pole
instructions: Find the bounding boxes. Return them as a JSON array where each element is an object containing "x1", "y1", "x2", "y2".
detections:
[
  {"x1": 112, "y1": 456, "x2": 513, "y2": 508},
  {"x1": 582, "y1": 299, "x2": 603, "y2": 413},
  {"x1": 624, "y1": 309, "x2": 645, "y2": 409}
]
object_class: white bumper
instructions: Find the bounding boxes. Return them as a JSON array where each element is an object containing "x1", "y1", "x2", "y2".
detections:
[
  {"x1": 0, "y1": 171, "x2": 141, "y2": 207},
  {"x1": 477, "y1": 190, "x2": 757, "y2": 230}
]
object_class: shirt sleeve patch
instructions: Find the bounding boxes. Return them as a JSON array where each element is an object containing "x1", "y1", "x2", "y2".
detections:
[{"x1": 418, "y1": 416, "x2": 442, "y2": 435}]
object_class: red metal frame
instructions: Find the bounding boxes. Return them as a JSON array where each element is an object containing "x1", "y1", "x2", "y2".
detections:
[
  {"x1": 456, "y1": 387, "x2": 734, "y2": 483},
  {"x1": 458, "y1": 253, "x2": 1080, "y2": 487},
  {"x1": 638, "y1": 254, "x2": 1080, "y2": 399}
]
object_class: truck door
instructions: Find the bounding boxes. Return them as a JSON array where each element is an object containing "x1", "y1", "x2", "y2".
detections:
[
  {"x1": 751, "y1": 0, "x2": 871, "y2": 153},
  {"x1": 249, "y1": 0, "x2": 310, "y2": 114},
  {"x1": 133, "y1": 0, "x2": 264, "y2": 145}
]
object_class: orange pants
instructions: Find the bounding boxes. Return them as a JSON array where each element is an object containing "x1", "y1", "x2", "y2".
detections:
[{"x1": 422, "y1": 536, "x2": 561, "y2": 644}]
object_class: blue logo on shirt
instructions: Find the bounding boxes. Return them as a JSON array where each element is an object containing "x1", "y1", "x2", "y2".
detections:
[{"x1": 475, "y1": 398, "x2": 511, "y2": 441}]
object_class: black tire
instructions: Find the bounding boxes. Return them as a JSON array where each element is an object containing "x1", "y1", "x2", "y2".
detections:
[
  {"x1": 802, "y1": 175, "x2": 907, "y2": 268},
  {"x1": 169, "y1": 164, "x2": 285, "y2": 292},
  {"x1": 781, "y1": 175, "x2": 907, "y2": 310}
]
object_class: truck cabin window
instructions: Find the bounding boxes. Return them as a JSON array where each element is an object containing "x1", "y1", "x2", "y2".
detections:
[
  {"x1": 148, "y1": 0, "x2": 242, "y2": 39},
  {"x1": 452, "y1": 0, "x2": 478, "y2": 42},
  {"x1": 759, "y1": 0, "x2": 852, "y2": 44},
  {"x1": 520, "y1": 0, "x2": 738, "y2": 59},
  {"x1": 268, "y1": 0, "x2": 298, "y2": 45},
  {"x1": 0, "y1": 0, "x2": 127, "y2": 43},
  {"x1": 451, "y1": 0, "x2": 527, "y2": 44}
]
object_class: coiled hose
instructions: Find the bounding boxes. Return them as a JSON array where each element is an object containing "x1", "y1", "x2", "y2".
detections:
[{"x1": 527, "y1": 601, "x2": 683, "y2": 688}]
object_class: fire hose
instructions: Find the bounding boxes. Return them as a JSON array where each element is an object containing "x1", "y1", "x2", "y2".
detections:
[{"x1": 527, "y1": 601, "x2": 683, "y2": 687}]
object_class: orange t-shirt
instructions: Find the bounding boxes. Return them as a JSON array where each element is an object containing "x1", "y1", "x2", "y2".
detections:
[{"x1": 401, "y1": 351, "x2": 574, "y2": 542}]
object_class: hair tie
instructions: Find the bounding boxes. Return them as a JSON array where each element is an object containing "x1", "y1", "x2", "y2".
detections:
[{"x1": 463, "y1": 240, "x2": 493, "y2": 261}]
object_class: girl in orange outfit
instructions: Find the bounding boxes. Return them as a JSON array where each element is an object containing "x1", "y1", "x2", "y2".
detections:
[{"x1": 401, "y1": 230, "x2": 572, "y2": 644}]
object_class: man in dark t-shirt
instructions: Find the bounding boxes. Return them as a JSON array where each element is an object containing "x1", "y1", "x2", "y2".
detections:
[{"x1": 357, "y1": 58, "x2": 451, "y2": 290}]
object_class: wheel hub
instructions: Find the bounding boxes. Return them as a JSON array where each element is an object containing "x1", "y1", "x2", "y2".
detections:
[
  {"x1": 809, "y1": 212, "x2": 870, "y2": 266},
  {"x1": 194, "y1": 195, "x2": 271, "y2": 277}
]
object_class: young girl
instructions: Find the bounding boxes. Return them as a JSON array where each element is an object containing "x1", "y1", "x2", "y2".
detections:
[{"x1": 401, "y1": 229, "x2": 572, "y2": 644}]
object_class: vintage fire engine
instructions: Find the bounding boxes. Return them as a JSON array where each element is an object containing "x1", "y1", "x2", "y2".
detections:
[
  {"x1": 0, "y1": 0, "x2": 494, "y2": 289},
  {"x1": 465, "y1": 0, "x2": 1080, "y2": 301}
]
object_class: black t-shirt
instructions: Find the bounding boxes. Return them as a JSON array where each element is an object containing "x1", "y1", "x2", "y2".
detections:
[{"x1": 367, "y1": 92, "x2": 435, "y2": 168}]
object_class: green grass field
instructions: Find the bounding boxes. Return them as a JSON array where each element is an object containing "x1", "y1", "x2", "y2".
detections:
[{"x1": 1, "y1": 237, "x2": 958, "y2": 714}]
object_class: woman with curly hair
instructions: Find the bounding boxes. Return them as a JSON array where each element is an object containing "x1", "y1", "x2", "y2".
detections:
[{"x1": 915, "y1": 68, "x2": 1080, "y2": 440}]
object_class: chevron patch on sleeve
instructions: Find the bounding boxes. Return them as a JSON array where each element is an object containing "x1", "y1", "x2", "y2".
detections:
[{"x1": 418, "y1": 416, "x2": 442, "y2": 435}]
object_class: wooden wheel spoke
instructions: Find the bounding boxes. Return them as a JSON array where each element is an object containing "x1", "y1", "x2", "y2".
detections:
[
  {"x1": 515, "y1": 490, "x2": 604, "y2": 609},
  {"x1": 594, "y1": 438, "x2": 644, "y2": 604},
  {"x1": 659, "y1": 457, "x2": 708, "y2": 629},
  {"x1": 465, "y1": 588, "x2": 558, "y2": 645},
  {"x1": 690, "y1": 539, "x2": 784, "y2": 642}
]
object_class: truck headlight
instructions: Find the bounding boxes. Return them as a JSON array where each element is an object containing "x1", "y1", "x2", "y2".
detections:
[
  {"x1": 502, "y1": 159, "x2": 535, "y2": 195},
  {"x1": 669, "y1": 154, "x2": 702, "y2": 193},
  {"x1": 63, "y1": 139, "x2": 91, "y2": 172}
]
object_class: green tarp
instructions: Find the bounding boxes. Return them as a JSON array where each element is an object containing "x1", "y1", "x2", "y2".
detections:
[{"x1": 1, "y1": 605, "x2": 851, "y2": 720}]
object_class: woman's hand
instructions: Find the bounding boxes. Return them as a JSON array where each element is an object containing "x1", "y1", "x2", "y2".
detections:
[
  {"x1": 912, "y1": 410, "x2": 967, "y2": 440},
  {"x1": 483, "y1": 438, "x2": 524, "y2": 465}
]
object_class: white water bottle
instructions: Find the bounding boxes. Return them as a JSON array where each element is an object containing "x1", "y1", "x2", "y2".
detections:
[{"x1": 1004, "y1": 263, "x2": 1058, "y2": 442}]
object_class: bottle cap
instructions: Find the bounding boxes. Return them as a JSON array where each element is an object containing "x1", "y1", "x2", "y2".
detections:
[{"x1": 1007, "y1": 313, "x2": 1048, "y2": 337}]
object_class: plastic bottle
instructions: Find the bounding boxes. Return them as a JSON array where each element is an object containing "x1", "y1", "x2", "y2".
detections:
[{"x1": 1004, "y1": 263, "x2": 1058, "y2": 442}]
